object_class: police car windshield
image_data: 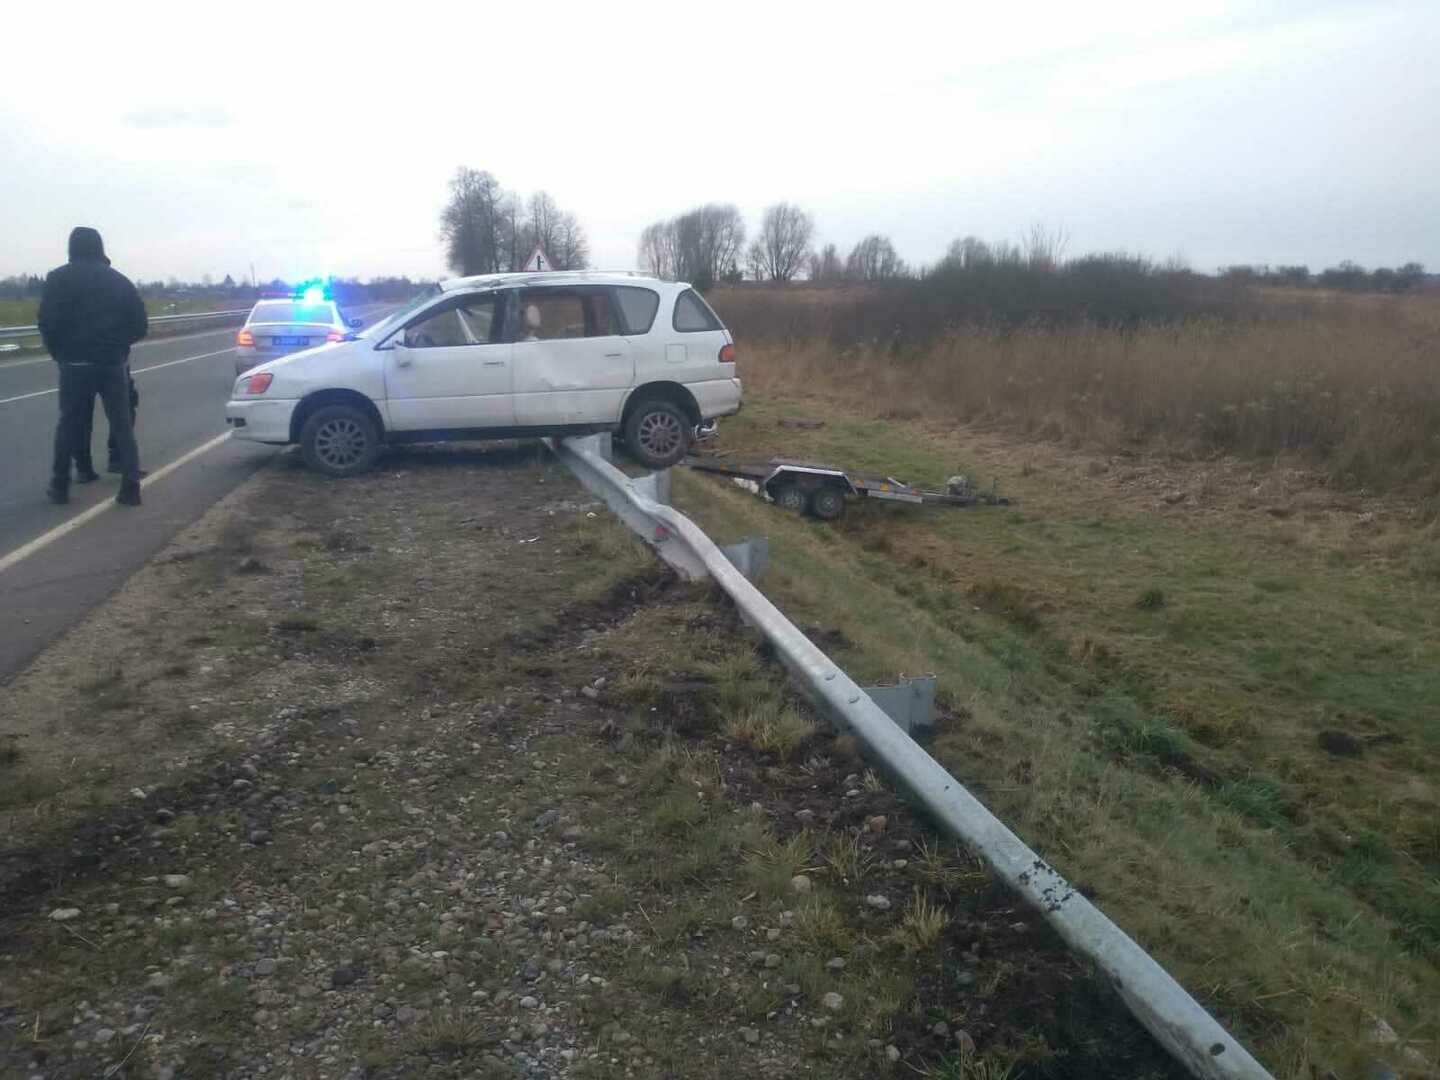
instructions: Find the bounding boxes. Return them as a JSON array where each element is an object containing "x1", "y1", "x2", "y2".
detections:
[{"x1": 249, "y1": 302, "x2": 335, "y2": 325}]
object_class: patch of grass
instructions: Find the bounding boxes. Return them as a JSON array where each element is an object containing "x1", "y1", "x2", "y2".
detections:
[
  {"x1": 923, "y1": 1052, "x2": 1017, "y2": 1080},
  {"x1": 724, "y1": 702, "x2": 816, "y2": 759},
  {"x1": 742, "y1": 832, "x2": 814, "y2": 900},
  {"x1": 273, "y1": 613, "x2": 321, "y2": 633},
  {"x1": 636, "y1": 963, "x2": 699, "y2": 1007},
  {"x1": 407, "y1": 1008, "x2": 492, "y2": 1054},
  {"x1": 1217, "y1": 775, "x2": 1290, "y2": 828},
  {"x1": 791, "y1": 898, "x2": 855, "y2": 955},
  {"x1": 1136, "y1": 587, "x2": 1167, "y2": 610},
  {"x1": 575, "y1": 890, "x2": 630, "y2": 925},
  {"x1": 890, "y1": 890, "x2": 951, "y2": 953},
  {"x1": 820, "y1": 832, "x2": 874, "y2": 886}
]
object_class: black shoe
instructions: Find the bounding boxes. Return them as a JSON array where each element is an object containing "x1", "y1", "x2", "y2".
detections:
[
  {"x1": 46, "y1": 481, "x2": 69, "y2": 504},
  {"x1": 75, "y1": 467, "x2": 100, "y2": 483},
  {"x1": 116, "y1": 481, "x2": 142, "y2": 507}
]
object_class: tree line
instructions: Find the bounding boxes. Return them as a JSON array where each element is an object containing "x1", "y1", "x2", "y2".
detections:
[
  {"x1": 635, "y1": 203, "x2": 917, "y2": 289},
  {"x1": 1219, "y1": 261, "x2": 1429, "y2": 294},
  {"x1": 439, "y1": 168, "x2": 589, "y2": 276}
]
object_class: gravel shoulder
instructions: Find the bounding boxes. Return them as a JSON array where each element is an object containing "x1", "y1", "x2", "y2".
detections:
[{"x1": 0, "y1": 443, "x2": 1181, "y2": 1079}]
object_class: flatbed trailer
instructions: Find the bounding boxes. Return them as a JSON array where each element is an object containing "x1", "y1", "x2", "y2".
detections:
[{"x1": 683, "y1": 455, "x2": 1010, "y2": 520}]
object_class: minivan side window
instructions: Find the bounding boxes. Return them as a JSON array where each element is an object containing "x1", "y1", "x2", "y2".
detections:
[
  {"x1": 516, "y1": 287, "x2": 619, "y2": 341},
  {"x1": 613, "y1": 286, "x2": 660, "y2": 335},
  {"x1": 672, "y1": 289, "x2": 722, "y2": 332},
  {"x1": 402, "y1": 294, "x2": 503, "y2": 348}
]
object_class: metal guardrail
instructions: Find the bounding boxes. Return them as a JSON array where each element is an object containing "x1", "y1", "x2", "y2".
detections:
[
  {"x1": 0, "y1": 309, "x2": 250, "y2": 350},
  {"x1": 547, "y1": 432, "x2": 1273, "y2": 1080}
]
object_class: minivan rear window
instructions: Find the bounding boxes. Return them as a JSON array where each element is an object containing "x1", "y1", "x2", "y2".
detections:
[
  {"x1": 672, "y1": 289, "x2": 722, "y2": 332},
  {"x1": 613, "y1": 286, "x2": 660, "y2": 335}
]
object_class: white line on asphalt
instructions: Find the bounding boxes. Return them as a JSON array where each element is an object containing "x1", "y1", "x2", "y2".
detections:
[
  {"x1": 0, "y1": 430, "x2": 233, "y2": 576},
  {"x1": 0, "y1": 347, "x2": 235, "y2": 406},
  {"x1": 0, "y1": 325, "x2": 244, "y2": 369}
]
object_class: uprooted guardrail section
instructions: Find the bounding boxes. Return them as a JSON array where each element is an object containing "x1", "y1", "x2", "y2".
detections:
[{"x1": 547, "y1": 433, "x2": 1273, "y2": 1080}]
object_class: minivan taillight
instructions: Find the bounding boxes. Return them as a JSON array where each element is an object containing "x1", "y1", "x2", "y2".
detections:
[
  {"x1": 237, "y1": 329, "x2": 255, "y2": 347},
  {"x1": 719, "y1": 343, "x2": 736, "y2": 364}
]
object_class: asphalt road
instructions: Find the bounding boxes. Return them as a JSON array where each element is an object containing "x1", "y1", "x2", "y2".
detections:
[{"x1": 0, "y1": 308, "x2": 392, "y2": 682}]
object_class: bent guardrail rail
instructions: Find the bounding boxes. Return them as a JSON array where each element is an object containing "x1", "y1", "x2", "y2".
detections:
[{"x1": 547, "y1": 432, "x2": 1273, "y2": 1080}]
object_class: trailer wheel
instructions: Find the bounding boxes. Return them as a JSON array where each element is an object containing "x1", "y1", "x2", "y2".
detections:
[
  {"x1": 773, "y1": 483, "x2": 809, "y2": 514},
  {"x1": 809, "y1": 486, "x2": 847, "y2": 520}
]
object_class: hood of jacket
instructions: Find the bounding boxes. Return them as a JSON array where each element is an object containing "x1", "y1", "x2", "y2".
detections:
[{"x1": 68, "y1": 226, "x2": 110, "y2": 265}]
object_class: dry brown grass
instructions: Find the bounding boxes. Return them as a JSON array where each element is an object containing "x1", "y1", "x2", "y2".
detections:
[{"x1": 716, "y1": 288, "x2": 1440, "y2": 493}]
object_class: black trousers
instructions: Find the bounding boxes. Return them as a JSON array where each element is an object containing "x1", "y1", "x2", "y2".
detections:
[
  {"x1": 52, "y1": 365, "x2": 140, "y2": 484},
  {"x1": 74, "y1": 369, "x2": 139, "y2": 471}
]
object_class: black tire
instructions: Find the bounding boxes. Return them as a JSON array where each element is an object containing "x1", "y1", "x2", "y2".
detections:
[
  {"x1": 773, "y1": 483, "x2": 809, "y2": 513},
  {"x1": 623, "y1": 398, "x2": 690, "y2": 469},
  {"x1": 300, "y1": 404, "x2": 382, "y2": 477},
  {"x1": 809, "y1": 485, "x2": 847, "y2": 520}
]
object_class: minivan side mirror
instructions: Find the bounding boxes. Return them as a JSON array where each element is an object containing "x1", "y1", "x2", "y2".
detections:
[{"x1": 348, "y1": 317, "x2": 363, "y2": 328}]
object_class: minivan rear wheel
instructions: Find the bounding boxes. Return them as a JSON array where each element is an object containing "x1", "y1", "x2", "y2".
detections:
[
  {"x1": 300, "y1": 404, "x2": 382, "y2": 477},
  {"x1": 624, "y1": 399, "x2": 690, "y2": 469}
]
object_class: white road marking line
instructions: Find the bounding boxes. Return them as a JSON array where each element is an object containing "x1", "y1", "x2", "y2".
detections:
[
  {"x1": 0, "y1": 347, "x2": 235, "y2": 406},
  {"x1": 0, "y1": 327, "x2": 236, "y2": 369},
  {"x1": 0, "y1": 430, "x2": 233, "y2": 576}
]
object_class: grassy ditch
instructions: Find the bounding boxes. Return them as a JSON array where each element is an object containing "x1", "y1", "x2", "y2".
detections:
[{"x1": 672, "y1": 394, "x2": 1440, "y2": 1077}]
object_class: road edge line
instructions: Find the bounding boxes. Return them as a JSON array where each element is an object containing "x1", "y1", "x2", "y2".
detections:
[{"x1": 0, "y1": 431, "x2": 233, "y2": 576}]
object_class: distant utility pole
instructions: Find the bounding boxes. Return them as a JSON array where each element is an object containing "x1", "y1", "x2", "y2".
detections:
[{"x1": 249, "y1": 262, "x2": 257, "y2": 288}]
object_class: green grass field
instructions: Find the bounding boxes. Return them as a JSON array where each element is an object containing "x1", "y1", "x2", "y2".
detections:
[
  {"x1": 675, "y1": 394, "x2": 1440, "y2": 1076},
  {"x1": 0, "y1": 295, "x2": 236, "y2": 327}
]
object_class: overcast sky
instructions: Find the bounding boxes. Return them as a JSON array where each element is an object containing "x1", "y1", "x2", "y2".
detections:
[{"x1": 2, "y1": 0, "x2": 1436, "y2": 283}]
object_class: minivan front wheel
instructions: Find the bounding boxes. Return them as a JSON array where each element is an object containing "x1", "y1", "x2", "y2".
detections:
[
  {"x1": 300, "y1": 404, "x2": 382, "y2": 477},
  {"x1": 624, "y1": 399, "x2": 690, "y2": 469}
]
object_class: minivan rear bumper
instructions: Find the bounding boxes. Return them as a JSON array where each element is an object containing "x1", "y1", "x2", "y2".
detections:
[{"x1": 691, "y1": 377, "x2": 742, "y2": 420}]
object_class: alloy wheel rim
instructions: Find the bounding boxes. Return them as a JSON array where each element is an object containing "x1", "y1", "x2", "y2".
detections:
[
  {"x1": 639, "y1": 410, "x2": 682, "y2": 458},
  {"x1": 316, "y1": 418, "x2": 365, "y2": 468}
]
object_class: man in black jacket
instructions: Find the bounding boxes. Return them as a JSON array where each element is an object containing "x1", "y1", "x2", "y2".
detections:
[{"x1": 38, "y1": 227, "x2": 148, "y2": 506}]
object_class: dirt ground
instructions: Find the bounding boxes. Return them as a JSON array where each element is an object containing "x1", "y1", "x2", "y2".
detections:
[{"x1": 0, "y1": 442, "x2": 1183, "y2": 1079}]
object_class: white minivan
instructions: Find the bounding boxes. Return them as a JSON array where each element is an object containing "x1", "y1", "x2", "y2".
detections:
[{"x1": 224, "y1": 272, "x2": 742, "y2": 474}]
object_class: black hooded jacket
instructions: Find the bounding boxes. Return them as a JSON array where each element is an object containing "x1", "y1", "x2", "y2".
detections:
[{"x1": 37, "y1": 227, "x2": 148, "y2": 366}]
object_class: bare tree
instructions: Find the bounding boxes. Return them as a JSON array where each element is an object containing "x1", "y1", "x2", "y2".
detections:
[
  {"x1": 637, "y1": 204, "x2": 746, "y2": 288},
  {"x1": 753, "y1": 202, "x2": 815, "y2": 282},
  {"x1": 809, "y1": 243, "x2": 844, "y2": 283},
  {"x1": 638, "y1": 222, "x2": 674, "y2": 278},
  {"x1": 439, "y1": 167, "x2": 508, "y2": 275},
  {"x1": 1023, "y1": 224, "x2": 1069, "y2": 271},
  {"x1": 440, "y1": 171, "x2": 590, "y2": 274},
  {"x1": 551, "y1": 212, "x2": 590, "y2": 270},
  {"x1": 845, "y1": 234, "x2": 906, "y2": 281}
]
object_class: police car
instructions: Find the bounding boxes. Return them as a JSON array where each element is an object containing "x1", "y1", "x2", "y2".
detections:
[{"x1": 235, "y1": 285, "x2": 360, "y2": 376}]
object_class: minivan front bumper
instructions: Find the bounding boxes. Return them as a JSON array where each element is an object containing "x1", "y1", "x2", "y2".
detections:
[{"x1": 225, "y1": 398, "x2": 298, "y2": 444}]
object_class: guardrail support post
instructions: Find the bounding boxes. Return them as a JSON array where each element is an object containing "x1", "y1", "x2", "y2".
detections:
[
  {"x1": 862, "y1": 675, "x2": 937, "y2": 735},
  {"x1": 635, "y1": 468, "x2": 672, "y2": 506},
  {"x1": 720, "y1": 536, "x2": 769, "y2": 582},
  {"x1": 594, "y1": 433, "x2": 614, "y2": 463}
]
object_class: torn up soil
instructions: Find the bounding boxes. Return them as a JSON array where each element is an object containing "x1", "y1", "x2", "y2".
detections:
[{"x1": 0, "y1": 442, "x2": 1182, "y2": 1079}]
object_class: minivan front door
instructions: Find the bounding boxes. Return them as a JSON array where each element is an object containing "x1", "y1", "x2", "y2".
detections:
[
  {"x1": 382, "y1": 293, "x2": 514, "y2": 432},
  {"x1": 512, "y1": 285, "x2": 634, "y2": 427}
]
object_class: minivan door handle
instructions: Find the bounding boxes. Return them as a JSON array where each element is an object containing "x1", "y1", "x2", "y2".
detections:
[
  {"x1": 603, "y1": 352, "x2": 623, "y2": 359},
  {"x1": 483, "y1": 360, "x2": 507, "y2": 367}
]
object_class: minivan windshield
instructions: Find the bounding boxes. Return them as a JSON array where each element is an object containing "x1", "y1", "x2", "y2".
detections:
[{"x1": 358, "y1": 285, "x2": 444, "y2": 340}]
